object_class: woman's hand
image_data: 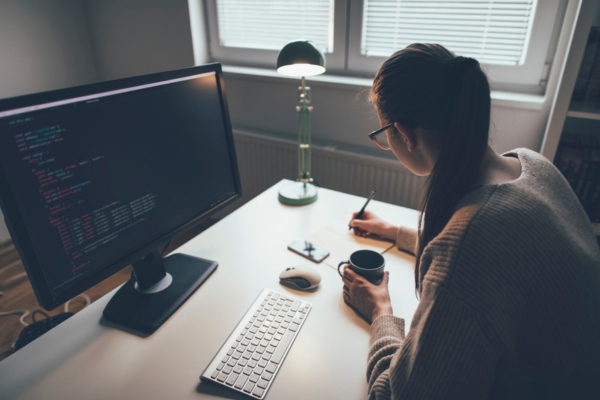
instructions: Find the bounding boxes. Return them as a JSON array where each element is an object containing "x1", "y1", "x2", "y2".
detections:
[
  {"x1": 349, "y1": 210, "x2": 398, "y2": 242},
  {"x1": 342, "y1": 267, "x2": 393, "y2": 323}
]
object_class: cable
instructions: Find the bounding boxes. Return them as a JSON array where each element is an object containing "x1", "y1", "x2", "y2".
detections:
[
  {"x1": 64, "y1": 293, "x2": 91, "y2": 313},
  {"x1": 0, "y1": 259, "x2": 26, "y2": 285},
  {"x1": 161, "y1": 240, "x2": 172, "y2": 257},
  {"x1": 0, "y1": 309, "x2": 30, "y2": 326},
  {"x1": 30, "y1": 309, "x2": 50, "y2": 323}
]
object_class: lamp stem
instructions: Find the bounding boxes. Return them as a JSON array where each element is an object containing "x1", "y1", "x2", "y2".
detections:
[{"x1": 297, "y1": 76, "x2": 312, "y2": 183}]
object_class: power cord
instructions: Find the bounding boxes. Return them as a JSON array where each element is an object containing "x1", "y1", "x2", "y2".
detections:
[{"x1": 0, "y1": 258, "x2": 91, "y2": 354}]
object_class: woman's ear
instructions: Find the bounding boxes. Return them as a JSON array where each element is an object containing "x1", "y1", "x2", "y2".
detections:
[{"x1": 394, "y1": 122, "x2": 416, "y2": 152}]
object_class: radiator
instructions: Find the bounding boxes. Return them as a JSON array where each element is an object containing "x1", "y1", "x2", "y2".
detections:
[{"x1": 230, "y1": 130, "x2": 425, "y2": 213}]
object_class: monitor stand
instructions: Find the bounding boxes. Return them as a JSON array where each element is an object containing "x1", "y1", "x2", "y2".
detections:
[{"x1": 103, "y1": 249, "x2": 217, "y2": 335}]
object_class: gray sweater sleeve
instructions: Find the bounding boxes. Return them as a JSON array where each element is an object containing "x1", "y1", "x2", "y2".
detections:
[
  {"x1": 366, "y1": 283, "x2": 498, "y2": 399},
  {"x1": 395, "y1": 226, "x2": 418, "y2": 255}
]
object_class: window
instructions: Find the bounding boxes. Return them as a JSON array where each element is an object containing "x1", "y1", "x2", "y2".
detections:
[
  {"x1": 203, "y1": 0, "x2": 565, "y2": 93},
  {"x1": 204, "y1": 0, "x2": 348, "y2": 71}
]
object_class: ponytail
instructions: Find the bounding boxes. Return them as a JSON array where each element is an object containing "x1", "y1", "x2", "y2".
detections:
[
  {"x1": 414, "y1": 56, "x2": 490, "y2": 293},
  {"x1": 371, "y1": 45, "x2": 491, "y2": 295}
]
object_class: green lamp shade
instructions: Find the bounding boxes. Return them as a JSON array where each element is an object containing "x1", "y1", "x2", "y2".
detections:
[{"x1": 277, "y1": 40, "x2": 326, "y2": 77}]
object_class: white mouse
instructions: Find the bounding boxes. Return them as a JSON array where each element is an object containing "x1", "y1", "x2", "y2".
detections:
[{"x1": 279, "y1": 265, "x2": 321, "y2": 290}]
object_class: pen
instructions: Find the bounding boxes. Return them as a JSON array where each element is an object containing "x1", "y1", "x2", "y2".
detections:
[{"x1": 349, "y1": 190, "x2": 376, "y2": 230}]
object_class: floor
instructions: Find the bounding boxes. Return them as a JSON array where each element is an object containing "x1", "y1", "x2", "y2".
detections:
[{"x1": 0, "y1": 219, "x2": 216, "y2": 363}]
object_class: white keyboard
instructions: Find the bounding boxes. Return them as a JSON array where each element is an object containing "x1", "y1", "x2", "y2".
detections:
[{"x1": 200, "y1": 288, "x2": 311, "y2": 399}]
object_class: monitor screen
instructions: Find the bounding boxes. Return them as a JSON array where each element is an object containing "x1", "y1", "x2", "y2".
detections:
[{"x1": 0, "y1": 64, "x2": 241, "y2": 334}]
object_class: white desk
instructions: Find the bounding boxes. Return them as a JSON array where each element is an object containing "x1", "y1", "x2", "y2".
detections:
[{"x1": 0, "y1": 180, "x2": 419, "y2": 400}]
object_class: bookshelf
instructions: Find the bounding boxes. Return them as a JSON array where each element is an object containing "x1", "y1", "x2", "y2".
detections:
[{"x1": 541, "y1": 0, "x2": 600, "y2": 238}]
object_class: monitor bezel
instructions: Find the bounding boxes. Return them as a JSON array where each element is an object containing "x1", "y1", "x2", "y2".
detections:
[{"x1": 0, "y1": 63, "x2": 242, "y2": 310}]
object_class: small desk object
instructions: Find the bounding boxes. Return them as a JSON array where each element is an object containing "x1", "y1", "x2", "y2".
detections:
[{"x1": 0, "y1": 180, "x2": 420, "y2": 400}]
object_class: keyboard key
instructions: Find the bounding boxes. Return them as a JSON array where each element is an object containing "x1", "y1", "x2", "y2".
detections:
[
  {"x1": 271, "y1": 331, "x2": 294, "y2": 364},
  {"x1": 291, "y1": 300, "x2": 301, "y2": 312},
  {"x1": 243, "y1": 366, "x2": 253, "y2": 375},
  {"x1": 262, "y1": 371, "x2": 273, "y2": 381},
  {"x1": 235, "y1": 374, "x2": 249, "y2": 390},
  {"x1": 222, "y1": 365, "x2": 233, "y2": 374},
  {"x1": 252, "y1": 387, "x2": 265, "y2": 398},
  {"x1": 226, "y1": 372, "x2": 239, "y2": 386},
  {"x1": 249, "y1": 373, "x2": 260, "y2": 383},
  {"x1": 243, "y1": 381, "x2": 255, "y2": 393},
  {"x1": 233, "y1": 365, "x2": 243, "y2": 374},
  {"x1": 217, "y1": 372, "x2": 228, "y2": 382},
  {"x1": 257, "y1": 379, "x2": 269, "y2": 389},
  {"x1": 265, "y1": 362, "x2": 277, "y2": 374},
  {"x1": 211, "y1": 370, "x2": 219, "y2": 379}
]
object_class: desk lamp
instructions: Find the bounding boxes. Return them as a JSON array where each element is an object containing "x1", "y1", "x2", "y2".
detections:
[{"x1": 276, "y1": 40, "x2": 325, "y2": 206}]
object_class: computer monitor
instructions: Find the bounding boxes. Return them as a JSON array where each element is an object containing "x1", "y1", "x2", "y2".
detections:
[{"x1": 0, "y1": 63, "x2": 241, "y2": 334}]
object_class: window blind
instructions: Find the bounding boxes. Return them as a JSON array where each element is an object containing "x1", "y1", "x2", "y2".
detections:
[
  {"x1": 215, "y1": 0, "x2": 335, "y2": 53},
  {"x1": 361, "y1": 0, "x2": 536, "y2": 65}
]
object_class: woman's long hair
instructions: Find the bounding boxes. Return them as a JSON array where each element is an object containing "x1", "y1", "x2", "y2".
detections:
[{"x1": 371, "y1": 43, "x2": 491, "y2": 294}]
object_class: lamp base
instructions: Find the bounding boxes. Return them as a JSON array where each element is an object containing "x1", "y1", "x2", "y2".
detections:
[{"x1": 278, "y1": 181, "x2": 318, "y2": 206}]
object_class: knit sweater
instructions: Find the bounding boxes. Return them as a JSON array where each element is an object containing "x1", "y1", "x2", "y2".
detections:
[{"x1": 367, "y1": 148, "x2": 600, "y2": 399}]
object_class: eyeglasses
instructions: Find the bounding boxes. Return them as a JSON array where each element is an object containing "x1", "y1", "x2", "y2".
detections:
[{"x1": 368, "y1": 123, "x2": 394, "y2": 150}]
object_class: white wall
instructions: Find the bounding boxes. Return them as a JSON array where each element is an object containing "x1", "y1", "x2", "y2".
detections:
[
  {"x1": 0, "y1": 0, "x2": 99, "y2": 98},
  {"x1": 84, "y1": 0, "x2": 195, "y2": 81},
  {"x1": 222, "y1": 73, "x2": 550, "y2": 157},
  {"x1": 0, "y1": 0, "x2": 100, "y2": 242}
]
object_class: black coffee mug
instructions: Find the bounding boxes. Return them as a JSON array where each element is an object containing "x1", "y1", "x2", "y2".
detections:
[{"x1": 338, "y1": 249, "x2": 385, "y2": 284}]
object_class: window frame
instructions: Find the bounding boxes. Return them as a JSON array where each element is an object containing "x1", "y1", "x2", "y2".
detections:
[
  {"x1": 346, "y1": 0, "x2": 563, "y2": 90},
  {"x1": 203, "y1": 0, "x2": 348, "y2": 72},
  {"x1": 203, "y1": 0, "x2": 566, "y2": 92}
]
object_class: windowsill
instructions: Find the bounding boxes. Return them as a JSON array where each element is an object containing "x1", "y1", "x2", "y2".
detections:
[{"x1": 222, "y1": 65, "x2": 547, "y2": 111}]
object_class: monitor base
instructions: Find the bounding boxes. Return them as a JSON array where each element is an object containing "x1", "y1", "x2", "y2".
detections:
[{"x1": 103, "y1": 253, "x2": 217, "y2": 335}]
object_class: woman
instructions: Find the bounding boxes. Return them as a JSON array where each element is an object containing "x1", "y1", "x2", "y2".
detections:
[{"x1": 343, "y1": 43, "x2": 600, "y2": 399}]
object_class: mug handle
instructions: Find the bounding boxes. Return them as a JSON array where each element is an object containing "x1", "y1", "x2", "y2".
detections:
[{"x1": 338, "y1": 261, "x2": 349, "y2": 278}]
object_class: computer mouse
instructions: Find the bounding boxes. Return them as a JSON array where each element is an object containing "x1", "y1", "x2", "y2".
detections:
[{"x1": 279, "y1": 265, "x2": 321, "y2": 290}]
